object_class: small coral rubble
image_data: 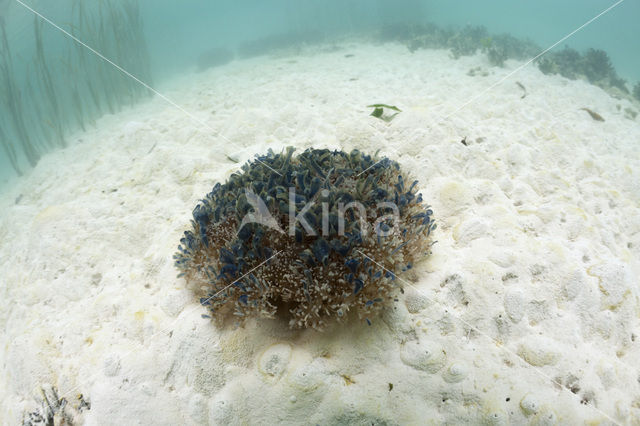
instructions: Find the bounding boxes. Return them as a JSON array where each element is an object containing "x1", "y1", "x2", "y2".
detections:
[{"x1": 174, "y1": 148, "x2": 436, "y2": 330}]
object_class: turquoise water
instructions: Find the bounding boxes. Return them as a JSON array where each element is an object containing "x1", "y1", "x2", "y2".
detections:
[
  {"x1": 140, "y1": 0, "x2": 640, "y2": 82},
  {"x1": 1, "y1": 0, "x2": 638, "y2": 185}
]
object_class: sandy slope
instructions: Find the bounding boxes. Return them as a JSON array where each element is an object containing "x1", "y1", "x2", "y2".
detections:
[{"x1": 1, "y1": 42, "x2": 639, "y2": 424}]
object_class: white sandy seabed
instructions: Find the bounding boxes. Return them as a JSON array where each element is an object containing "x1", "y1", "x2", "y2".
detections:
[{"x1": 0, "y1": 42, "x2": 639, "y2": 425}]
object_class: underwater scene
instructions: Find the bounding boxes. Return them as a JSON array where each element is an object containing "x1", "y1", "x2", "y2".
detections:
[{"x1": 0, "y1": 0, "x2": 639, "y2": 424}]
